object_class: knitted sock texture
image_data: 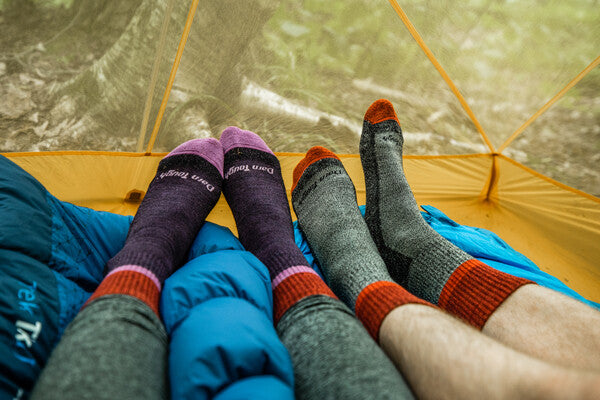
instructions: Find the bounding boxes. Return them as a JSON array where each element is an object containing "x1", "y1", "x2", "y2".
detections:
[
  {"x1": 221, "y1": 127, "x2": 336, "y2": 323},
  {"x1": 277, "y1": 295, "x2": 415, "y2": 400},
  {"x1": 360, "y1": 99, "x2": 532, "y2": 328},
  {"x1": 292, "y1": 146, "x2": 429, "y2": 339},
  {"x1": 86, "y1": 138, "x2": 223, "y2": 315}
]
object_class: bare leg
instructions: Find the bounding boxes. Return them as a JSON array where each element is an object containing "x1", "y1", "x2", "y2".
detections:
[
  {"x1": 483, "y1": 284, "x2": 600, "y2": 371},
  {"x1": 358, "y1": 99, "x2": 600, "y2": 373},
  {"x1": 380, "y1": 304, "x2": 600, "y2": 400}
]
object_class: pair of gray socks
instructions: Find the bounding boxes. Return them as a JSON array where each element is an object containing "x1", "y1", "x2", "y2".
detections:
[{"x1": 291, "y1": 99, "x2": 532, "y2": 340}]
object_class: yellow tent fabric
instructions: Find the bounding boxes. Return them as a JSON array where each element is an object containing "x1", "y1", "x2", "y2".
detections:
[
  {"x1": 5, "y1": 151, "x2": 600, "y2": 302},
  {"x1": 1, "y1": 0, "x2": 599, "y2": 303}
]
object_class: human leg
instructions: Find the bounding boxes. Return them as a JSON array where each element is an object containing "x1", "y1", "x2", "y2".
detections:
[
  {"x1": 220, "y1": 127, "x2": 413, "y2": 399},
  {"x1": 483, "y1": 284, "x2": 600, "y2": 371},
  {"x1": 31, "y1": 296, "x2": 168, "y2": 400},
  {"x1": 292, "y1": 147, "x2": 600, "y2": 400},
  {"x1": 360, "y1": 99, "x2": 600, "y2": 370},
  {"x1": 31, "y1": 139, "x2": 223, "y2": 399},
  {"x1": 380, "y1": 304, "x2": 600, "y2": 400},
  {"x1": 359, "y1": 99, "x2": 532, "y2": 328}
]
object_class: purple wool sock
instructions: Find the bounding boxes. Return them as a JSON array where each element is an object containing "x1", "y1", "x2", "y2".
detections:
[
  {"x1": 221, "y1": 127, "x2": 335, "y2": 322},
  {"x1": 220, "y1": 126, "x2": 306, "y2": 273},
  {"x1": 87, "y1": 138, "x2": 224, "y2": 315}
]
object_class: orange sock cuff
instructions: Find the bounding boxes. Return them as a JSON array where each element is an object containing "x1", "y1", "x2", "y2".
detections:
[
  {"x1": 83, "y1": 270, "x2": 161, "y2": 316},
  {"x1": 355, "y1": 281, "x2": 432, "y2": 341},
  {"x1": 292, "y1": 146, "x2": 341, "y2": 192},
  {"x1": 364, "y1": 99, "x2": 400, "y2": 125},
  {"x1": 438, "y1": 259, "x2": 534, "y2": 329},
  {"x1": 273, "y1": 272, "x2": 338, "y2": 324}
]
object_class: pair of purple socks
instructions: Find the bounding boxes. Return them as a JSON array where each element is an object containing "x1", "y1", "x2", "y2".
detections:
[{"x1": 88, "y1": 127, "x2": 317, "y2": 320}]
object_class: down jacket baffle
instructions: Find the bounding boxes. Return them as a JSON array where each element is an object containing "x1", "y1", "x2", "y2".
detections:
[{"x1": 161, "y1": 222, "x2": 295, "y2": 400}]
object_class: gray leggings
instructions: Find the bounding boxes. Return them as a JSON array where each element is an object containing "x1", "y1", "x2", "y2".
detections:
[
  {"x1": 31, "y1": 295, "x2": 167, "y2": 400},
  {"x1": 277, "y1": 295, "x2": 414, "y2": 400},
  {"x1": 31, "y1": 295, "x2": 414, "y2": 400}
]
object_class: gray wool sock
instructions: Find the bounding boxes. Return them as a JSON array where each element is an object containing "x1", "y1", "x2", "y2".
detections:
[
  {"x1": 292, "y1": 146, "x2": 430, "y2": 340},
  {"x1": 277, "y1": 295, "x2": 415, "y2": 400},
  {"x1": 359, "y1": 99, "x2": 469, "y2": 304},
  {"x1": 360, "y1": 99, "x2": 532, "y2": 329},
  {"x1": 291, "y1": 147, "x2": 395, "y2": 309}
]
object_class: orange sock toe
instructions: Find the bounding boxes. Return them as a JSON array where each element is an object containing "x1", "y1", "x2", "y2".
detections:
[
  {"x1": 292, "y1": 146, "x2": 340, "y2": 192},
  {"x1": 364, "y1": 99, "x2": 399, "y2": 125}
]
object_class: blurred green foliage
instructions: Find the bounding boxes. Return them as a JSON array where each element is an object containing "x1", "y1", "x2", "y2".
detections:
[{"x1": 250, "y1": 0, "x2": 599, "y2": 118}]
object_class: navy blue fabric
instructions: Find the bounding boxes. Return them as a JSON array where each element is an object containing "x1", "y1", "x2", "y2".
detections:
[
  {"x1": 161, "y1": 223, "x2": 294, "y2": 400},
  {"x1": 0, "y1": 155, "x2": 131, "y2": 398},
  {"x1": 293, "y1": 204, "x2": 600, "y2": 310},
  {"x1": 1, "y1": 155, "x2": 58, "y2": 399}
]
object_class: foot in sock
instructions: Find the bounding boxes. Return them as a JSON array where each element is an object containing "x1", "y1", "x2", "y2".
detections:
[
  {"x1": 220, "y1": 127, "x2": 337, "y2": 322},
  {"x1": 360, "y1": 99, "x2": 532, "y2": 327},
  {"x1": 86, "y1": 138, "x2": 224, "y2": 314},
  {"x1": 292, "y1": 146, "x2": 429, "y2": 339}
]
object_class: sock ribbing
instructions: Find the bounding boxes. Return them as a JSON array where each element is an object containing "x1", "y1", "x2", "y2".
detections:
[
  {"x1": 272, "y1": 271, "x2": 337, "y2": 323},
  {"x1": 84, "y1": 269, "x2": 161, "y2": 315},
  {"x1": 355, "y1": 281, "x2": 431, "y2": 340},
  {"x1": 438, "y1": 259, "x2": 532, "y2": 328}
]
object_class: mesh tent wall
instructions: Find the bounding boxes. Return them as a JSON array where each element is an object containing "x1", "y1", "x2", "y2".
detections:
[{"x1": 1, "y1": 0, "x2": 599, "y2": 302}]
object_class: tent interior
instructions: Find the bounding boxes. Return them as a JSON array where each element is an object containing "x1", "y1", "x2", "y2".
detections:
[{"x1": 1, "y1": 0, "x2": 599, "y2": 302}]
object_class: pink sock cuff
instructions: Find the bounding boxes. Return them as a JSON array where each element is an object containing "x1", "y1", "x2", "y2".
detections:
[
  {"x1": 220, "y1": 126, "x2": 275, "y2": 155},
  {"x1": 165, "y1": 138, "x2": 224, "y2": 177},
  {"x1": 106, "y1": 265, "x2": 161, "y2": 291},
  {"x1": 272, "y1": 266, "x2": 320, "y2": 289}
]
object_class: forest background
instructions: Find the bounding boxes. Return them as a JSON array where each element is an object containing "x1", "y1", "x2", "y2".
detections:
[{"x1": 0, "y1": 0, "x2": 598, "y2": 195}]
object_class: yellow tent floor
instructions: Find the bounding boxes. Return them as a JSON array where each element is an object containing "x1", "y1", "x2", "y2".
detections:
[{"x1": 5, "y1": 151, "x2": 600, "y2": 303}]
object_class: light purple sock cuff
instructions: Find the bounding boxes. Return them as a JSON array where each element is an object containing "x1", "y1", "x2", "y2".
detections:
[
  {"x1": 220, "y1": 126, "x2": 275, "y2": 155},
  {"x1": 272, "y1": 266, "x2": 319, "y2": 290},
  {"x1": 165, "y1": 138, "x2": 224, "y2": 177},
  {"x1": 106, "y1": 265, "x2": 162, "y2": 291}
]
